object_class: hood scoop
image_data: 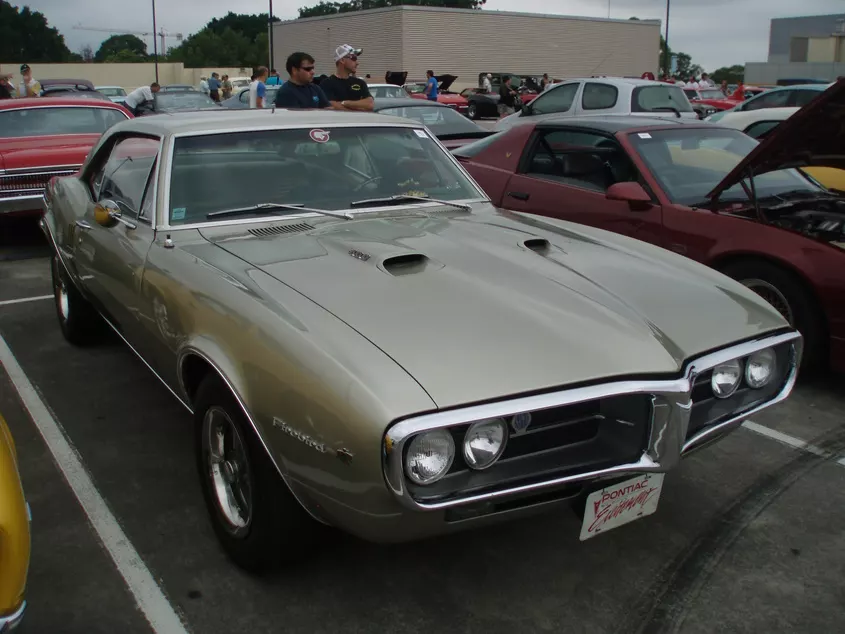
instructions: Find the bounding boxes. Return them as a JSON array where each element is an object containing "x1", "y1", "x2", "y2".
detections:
[
  {"x1": 380, "y1": 253, "x2": 438, "y2": 276},
  {"x1": 523, "y1": 238, "x2": 551, "y2": 254},
  {"x1": 248, "y1": 222, "x2": 315, "y2": 238}
]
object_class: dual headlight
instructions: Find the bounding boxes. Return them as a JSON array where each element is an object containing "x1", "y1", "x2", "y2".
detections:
[
  {"x1": 711, "y1": 347, "x2": 777, "y2": 398},
  {"x1": 405, "y1": 418, "x2": 508, "y2": 485}
]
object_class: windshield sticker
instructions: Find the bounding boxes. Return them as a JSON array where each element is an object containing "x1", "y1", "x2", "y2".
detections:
[
  {"x1": 309, "y1": 129, "x2": 330, "y2": 143},
  {"x1": 638, "y1": 133, "x2": 652, "y2": 139},
  {"x1": 172, "y1": 207, "x2": 186, "y2": 220},
  {"x1": 413, "y1": 129, "x2": 428, "y2": 139}
]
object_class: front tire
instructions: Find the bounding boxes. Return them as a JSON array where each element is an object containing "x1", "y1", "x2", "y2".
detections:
[
  {"x1": 194, "y1": 375, "x2": 318, "y2": 573},
  {"x1": 467, "y1": 103, "x2": 478, "y2": 120},
  {"x1": 51, "y1": 255, "x2": 103, "y2": 345}
]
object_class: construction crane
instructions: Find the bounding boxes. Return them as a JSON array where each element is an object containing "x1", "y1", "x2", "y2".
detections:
[{"x1": 72, "y1": 24, "x2": 184, "y2": 55}]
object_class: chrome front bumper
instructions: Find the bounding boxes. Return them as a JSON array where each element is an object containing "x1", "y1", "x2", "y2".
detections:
[
  {"x1": 0, "y1": 601, "x2": 25, "y2": 633},
  {"x1": 0, "y1": 195, "x2": 43, "y2": 216}
]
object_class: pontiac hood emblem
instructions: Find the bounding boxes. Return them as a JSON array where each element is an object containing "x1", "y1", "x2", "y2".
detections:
[{"x1": 511, "y1": 412, "x2": 532, "y2": 435}]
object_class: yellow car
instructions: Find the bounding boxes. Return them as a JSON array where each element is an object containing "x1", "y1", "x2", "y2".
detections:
[{"x1": 0, "y1": 414, "x2": 29, "y2": 632}]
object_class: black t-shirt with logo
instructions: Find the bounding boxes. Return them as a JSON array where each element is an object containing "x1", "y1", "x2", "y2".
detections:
[
  {"x1": 273, "y1": 82, "x2": 330, "y2": 109},
  {"x1": 320, "y1": 75, "x2": 371, "y2": 103},
  {"x1": 499, "y1": 83, "x2": 516, "y2": 107}
]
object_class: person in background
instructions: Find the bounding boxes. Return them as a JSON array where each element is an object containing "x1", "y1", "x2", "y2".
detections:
[
  {"x1": 320, "y1": 44, "x2": 373, "y2": 111},
  {"x1": 266, "y1": 69, "x2": 281, "y2": 86},
  {"x1": 208, "y1": 72, "x2": 221, "y2": 101},
  {"x1": 18, "y1": 64, "x2": 41, "y2": 97},
  {"x1": 0, "y1": 73, "x2": 14, "y2": 99},
  {"x1": 720, "y1": 79, "x2": 729, "y2": 95},
  {"x1": 249, "y1": 67, "x2": 268, "y2": 108},
  {"x1": 221, "y1": 74, "x2": 233, "y2": 100},
  {"x1": 423, "y1": 69, "x2": 438, "y2": 101},
  {"x1": 124, "y1": 82, "x2": 160, "y2": 116},
  {"x1": 539, "y1": 73, "x2": 549, "y2": 91},
  {"x1": 273, "y1": 52, "x2": 331, "y2": 109},
  {"x1": 199, "y1": 76, "x2": 209, "y2": 95},
  {"x1": 700, "y1": 72, "x2": 714, "y2": 87},
  {"x1": 482, "y1": 73, "x2": 492, "y2": 92},
  {"x1": 498, "y1": 75, "x2": 517, "y2": 119}
]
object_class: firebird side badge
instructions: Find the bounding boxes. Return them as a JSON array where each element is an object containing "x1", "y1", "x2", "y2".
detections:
[
  {"x1": 273, "y1": 417, "x2": 354, "y2": 463},
  {"x1": 510, "y1": 412, "x2": 532, "y2": 435}
]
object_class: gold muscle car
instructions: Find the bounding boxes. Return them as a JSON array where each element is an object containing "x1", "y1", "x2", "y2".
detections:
[
  {"x1": 40, "y1": 109, "x2": 802, "y2": 572},
  {"x1": 0, "y1": 415, "x2": 29, "y2": 631}
]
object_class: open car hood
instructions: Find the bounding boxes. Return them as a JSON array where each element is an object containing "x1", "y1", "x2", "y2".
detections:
[
  {"x1": 436, "y1": 74, "x2": 457, "y2": 92},
  {"x1": 707, "y1": 79, "x2": 845, "y2": 201},
  {"x1": 384, "y1": 71, "x2": 408, "y2": 86}
]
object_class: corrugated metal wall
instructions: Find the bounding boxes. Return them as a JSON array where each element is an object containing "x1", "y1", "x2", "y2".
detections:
[
  {"x1": 273, "y1": 9, "x2": 404, "y2": 79},
  {"x1": 273, "y1": 7, "x2": 659, "y2": 88},
  {"x1": 401, "y1": 9, "x2": 659, "y2": 87}
]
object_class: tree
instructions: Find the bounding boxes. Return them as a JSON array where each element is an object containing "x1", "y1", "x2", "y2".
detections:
[
  {"x1": 167, "y1": 13, "x2": 277, "y2": 67},
  {"x1": 674, "y1": 52, "x2": 703, "y2": 80},
  {"x1": 0, "y1": 0, "x2": 77, "y2": 62},
  {"x1": 80, "y1": 44, "x2": 95, "y2": 62},
  {"x1": 712, "y1": 65, "x2": 745, "y2": 84},
  {"x1": 298, "y1": 0, "x2": 486, "y2": 19},
  {"x1": 95, "y1": 35, "x2": 148, "y2": 62}
]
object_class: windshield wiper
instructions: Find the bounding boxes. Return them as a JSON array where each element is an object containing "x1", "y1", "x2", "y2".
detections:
[
  {"x1": 207, "y1": 202, "x2": 352, "y2": 220},
  {"x1": 349, "y1": 195, "x2": 471, "y2": 211}
]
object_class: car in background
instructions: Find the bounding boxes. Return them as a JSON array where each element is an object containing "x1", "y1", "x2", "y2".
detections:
[
  {"x1": 705, "y1": 84, "x2": 829, "y2": 122},
  {"x1": 456, "y1": 80, "x2": 845, "y2": 372},
  {"x1": 135, "y1": 91, "x2": 220, "y2": 116},
  {"x1": 494, "y1": 77, "x2": 698, "y2": 131},
  {"x1": 0, "y1": 415, "x2": 29, "y2": 633},
  {"x1": 219, "y1": 85, "x2": 281, "y2": 109},
  {"x1": 681, "y1": 86, "x2": 739, "y2": 118},
  {"x1": 96, "y1": 86, "x2": 128, "y2": 105},
  {"x1": 460, "y1": 83, "x2": 541, "y2": 120},
  {"x1": 160, "y1": 84, "x2": 197, "y2": 93},
  {"x1": 228, "y1": 76, "x2": 252, "y2": 90},
  {"x1": 369, "y1": 84, "x2": 409, "y2": 99},
  {"x1": 41, "y1": 108, "x2": 800, "y2": 572},
  {"x1": 405, "y1": 75, "x2": 469, "y2": 115},
  {"x1": 372, "y1": 98, "x2": 491, "y2": 148},
  {"x1": 39, "y1": 78, "x2": 95, "y2": 92},
  {"x1": 39, "y1": 80, "x2": 109, "y2": 101},
  {"x1": 0, "y1": 98, "x2": 131, "y2": 217}
]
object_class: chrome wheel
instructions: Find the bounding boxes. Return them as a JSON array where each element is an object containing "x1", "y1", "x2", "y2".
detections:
[
  {"x1": 203, "y1": 406, "x2": 253, "y2": 536},
  {"x1": 53, "y1": 258, "x2": 69, "y2": 322},
  {"x1": 741, "y1": 278, "x2": 794, "y2": 324}
]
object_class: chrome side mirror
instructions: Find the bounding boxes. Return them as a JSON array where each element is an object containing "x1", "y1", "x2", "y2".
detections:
[{"x1": 94, "y1": 199, "x2": 137, "y2": 229}]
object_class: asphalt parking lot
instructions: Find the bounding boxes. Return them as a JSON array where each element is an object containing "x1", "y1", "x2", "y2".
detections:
[{"x1": 1, "y1": 216, "x2": 844, "y2": 634}]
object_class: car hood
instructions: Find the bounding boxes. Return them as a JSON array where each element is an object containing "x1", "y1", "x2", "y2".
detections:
[
  {"x1": 707, "y1": 79, "x2": 845, "y2": 200},
  {"x1": 436, "y1": 74, "x2": 458, "y2": 92},
  {"x1": 385, "y1": 71, "x2": 408, "y2": 86},
  {"x1": 0, "y1": 134, "x2": 100, "y2": 170},
  {"x1": 201, "y1": 207, "x2": 787, "y2": 408}
]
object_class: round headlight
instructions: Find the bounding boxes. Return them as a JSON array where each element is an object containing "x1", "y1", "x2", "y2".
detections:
[
  {"x1": 463, "y1": 418, "x2": 508, "y2": 470},
  {"x1": 711, "y1": 359, "x2": 742, "y2": 398},
  {"x1": 405, "y1": 430, "x2": 455, "y2": 485},
  {"x1": 746, "y1": 348, "x2": 776, "y2": 389}
]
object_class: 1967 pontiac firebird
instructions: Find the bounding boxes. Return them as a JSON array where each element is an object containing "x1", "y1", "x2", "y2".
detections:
[{"x1": 40, "y1": 109, "x2": 801, "y2": 572}]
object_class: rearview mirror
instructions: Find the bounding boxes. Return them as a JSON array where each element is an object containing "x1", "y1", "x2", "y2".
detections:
[
  {"x1": 606, "y1": 182, "x2": 652, "y2": 211},
  {"x1": 94, "y1": 199, "x2": 121, "y2": 227}
]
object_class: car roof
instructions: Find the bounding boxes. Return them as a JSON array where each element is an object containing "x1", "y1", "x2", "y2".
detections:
[
  {"x1": 108, "y1": 108, "x2": 422, "y2": 136},
  {"x1": 556, "y1": 77, "x2": 673, "y2": 87},
  {"x1": 373, "y1": 98, "x2": 449, "y2": 109},
  {"x1": 534, "y1": 115, "x2": 705, "y2": 133},
  {"x1": 0, "y1": 97, "x2": 127, "y2": 111}
]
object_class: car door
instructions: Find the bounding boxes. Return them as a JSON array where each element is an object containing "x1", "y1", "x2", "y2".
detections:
[
  {"x1": 519, "y1": 82, "x2": 581, "y2": 121},
  {"x1": 501, "y1": 127, "x2": 665, "y2": 246},
  {"x1": 73, "y1": 135, "x2": 161, "y2": 338},
  {"x1": 740, "y1": 89, "x2": 791, "y2": 111},
  {"x1": 571, "y1": 81, "x2": 620, "y2": 116}
]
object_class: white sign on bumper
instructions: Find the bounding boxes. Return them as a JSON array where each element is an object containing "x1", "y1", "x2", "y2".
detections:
[{"x1": 580, "y1": 473, "x2": 665, "y2": 540}]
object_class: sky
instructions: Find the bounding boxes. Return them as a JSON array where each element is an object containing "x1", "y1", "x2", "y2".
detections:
[{"x1": 20, "y1": 0, "x2": 845, "y2": 71}]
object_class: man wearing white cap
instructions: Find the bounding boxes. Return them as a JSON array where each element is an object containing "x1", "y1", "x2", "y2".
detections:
[{"x1": 319, "y1": 44, "x2": 374, "y2": 111}]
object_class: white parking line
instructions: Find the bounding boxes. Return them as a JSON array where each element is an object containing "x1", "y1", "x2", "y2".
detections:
[
  {"x1": 0, "y1": 295, "x2": 52, "y2": 307},
  {"x1": 743, "y1": 420, "x2": 843, "y2": 465},
  {"x1": 0, "y1": 334, "x2": 189, "y2": 634}
]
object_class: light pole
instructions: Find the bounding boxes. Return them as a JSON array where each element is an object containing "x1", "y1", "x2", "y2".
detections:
[
  {"x1": 269, "y1": 0, "x2": 275, "y2": 70},
  {"x1": 663, "y1": 0, "x2": 671, "y2": 77},
  {"x1": 151, "y1": 0, "x2": 159, "y2": 83}
]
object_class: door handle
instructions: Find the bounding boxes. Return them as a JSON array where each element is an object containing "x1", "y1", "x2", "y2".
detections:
[
  {"x1": 507, "y1": 191, "x2": 530, "y2": 201},
  {"x1": 75, "y1": 220, "x2": 92, "y2": 230}
]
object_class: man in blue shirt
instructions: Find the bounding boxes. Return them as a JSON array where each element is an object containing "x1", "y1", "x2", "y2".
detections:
[
  {"x1": 207, "y1": 72, "x2": 221, "y2": 101},
  {"x1": 266, "y1": 69, "x2": 281, "y2": 86},
  {"x1": 424, "y1": 69, "x2": 439, "y2": 101},
  {"x1": 274, "y1": 52, "x2": 331, "y2": 109}
]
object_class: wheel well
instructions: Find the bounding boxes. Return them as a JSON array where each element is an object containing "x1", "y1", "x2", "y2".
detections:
[{"x1": 181, "y1": 353, "x2": 212, "y2": 407}]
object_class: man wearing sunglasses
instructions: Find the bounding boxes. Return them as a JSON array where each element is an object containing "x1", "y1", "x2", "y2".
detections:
[
  {"x1": 319, "y1": 44, "x2": 374, "y2": 112},
  {"x1": 273, "y1": 52, "x2": 331, "y2": 109}
]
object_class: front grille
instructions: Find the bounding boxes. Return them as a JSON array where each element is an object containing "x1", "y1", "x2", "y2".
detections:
[
  {"x1": 408, "y1": 393, "x2": 653, "y2": 504},
  {"x1": 0, "y1": 166, "x2": 80, "y2": 199}
]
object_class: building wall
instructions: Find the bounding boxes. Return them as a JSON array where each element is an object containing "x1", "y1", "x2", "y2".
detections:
[
  {"x1": 744, "y1": 61, "x2": 845, "y2": 84},
  {"x1": 0, "y1": 62, "x2": 248, "y2": 93},
  {"x1": 273, "y1": 7, "x2": 659, "y2": 90},
  {"x1": 273, "y1": 8, "x2": 405, "y2": 80},
  {"x1": 767, "y1": 14, "x2": 845, "y2": 63}
]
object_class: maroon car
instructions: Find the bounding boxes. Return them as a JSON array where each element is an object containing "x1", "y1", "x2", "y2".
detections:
[{"x1": 454, "y1": 81, "x2": 845, "y2": 372}]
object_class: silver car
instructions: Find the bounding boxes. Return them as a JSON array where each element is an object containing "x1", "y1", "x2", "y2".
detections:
[{"x1": 496, "y1": 77, "x2": 698, "y2": 131}]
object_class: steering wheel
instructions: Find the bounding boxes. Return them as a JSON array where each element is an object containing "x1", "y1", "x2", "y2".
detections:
[{"x1": 352, "y1": 175, "x2": 384, "y2": 192}]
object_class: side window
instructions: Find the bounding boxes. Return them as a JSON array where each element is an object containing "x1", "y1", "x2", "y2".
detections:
[
  {"x1": 744, "y1": 120, "x2": 781, "y2": 140},
  {"x1": 239, "y1": 90, "x2": 249, "y2": 103},
  {"x1": 581, "y1": 83, "x2": 618, "y2": 110},
  {"x1": 98, "y1": 137, "x2": 160, "y2": 218},
  {"x1": 743, "y1": 90, "x2": 790, "y2": 111},
  {"x1": 529, "y1": 83, "x2": 579, "y2": 116},
  {"x1": 524, "y1": 129, "x2": 638, "y2": 192},
  {"x1": 138, "y1": 159, "x2": 158, "y2": 223},
  {"x1": 791, "y1": 89, "x2": 820, "y2": 107}
]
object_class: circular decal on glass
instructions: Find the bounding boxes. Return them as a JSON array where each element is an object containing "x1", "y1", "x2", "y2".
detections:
[{"x1": 310, "y1": 129, "x2": 330, "y2": 143}]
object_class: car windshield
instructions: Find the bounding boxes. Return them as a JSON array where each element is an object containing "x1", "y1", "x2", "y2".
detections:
[
  {"x1": 627, "y1": 128, "x2": 820, "y2": 205},
  {"x1": 0, "y1": 106, "x2": 128, "y2": 138},
  {"x1": 156, "y1": 92, "x2": 218, "y2": 111},
  {"x1": 371, "y1": 86, "x2": 407, "y2": 98},
  {"x1": 376, "y1": 105, "x2": 482, "y2": 137},
  {"x1": 698, "y1": 89, "x2": 725, "y2": 99},
  {"x1": 405, "y1": 84, "x2": 426, "y2": 94},
  {"x1": 168, "y1": 126, "x2": 481, "y2": 225},
  {"x1": 98, "y1": 87, "x2": 126, "y2": 97},
  {"x1": 631, "y1": 85, "x2": 694, "y2": 113}
]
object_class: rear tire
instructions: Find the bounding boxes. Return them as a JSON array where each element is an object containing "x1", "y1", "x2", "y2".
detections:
[
  {"x1": 194, "y1": 374, "x2": 319, "y2": 573},
  {"x1": 721, "y1": 259, "x2": 825, "y2": 370},
  {"x1": 467, "y1": 103, "x2": 478, "y2": 120},
  {"x1": 51, "y1": 255, "x2": 104, "y2": 346}
]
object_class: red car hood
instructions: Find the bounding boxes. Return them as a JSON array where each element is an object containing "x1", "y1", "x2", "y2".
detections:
[
  {"x1": 438, "y1": 93, "x2": 467, "y2": 105},
  {"x1": 707, "y1": 79, "x2": 845, "y2": 201},
  {"x1": 0, "y1": 134, "x2": 100, "y2": 170},
  {"x1": 694, "y1": 97, "x2": 739, "y2": 110}
]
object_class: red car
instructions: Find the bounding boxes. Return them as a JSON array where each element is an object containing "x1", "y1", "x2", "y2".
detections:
[
  {"x1": 684, "y1": 84, "x2": 768, "y2": 113},
  {"x1": 0, "y1": 97, "x2": 131, "y2": 217},
  {"x1": 454, "y1": 81, "x2": 845, "y2": 372},
  {"x1": 405, "y1": 75, "x2": 469, "y2": 115}
]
